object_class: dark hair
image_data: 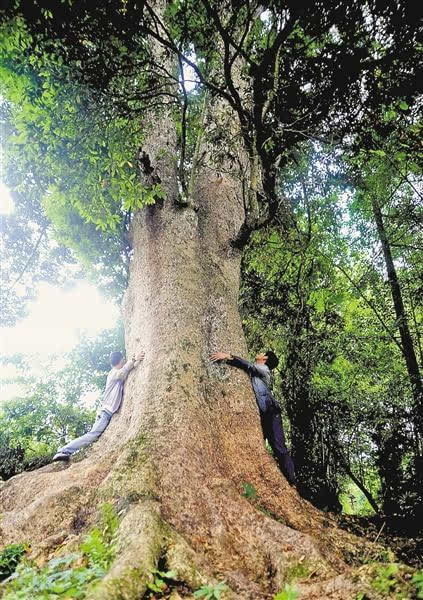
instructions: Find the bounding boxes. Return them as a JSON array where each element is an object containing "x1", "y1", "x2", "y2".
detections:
[
  {"x1": 265, "y1": 350, "x2": 279, "y2": 370},
  {"x1": 110, "y1": 351, "x2": 123, "y2": 366}
]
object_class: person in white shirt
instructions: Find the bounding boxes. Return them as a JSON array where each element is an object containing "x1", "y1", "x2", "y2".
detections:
[{"x1": 52, "y1": 350, "x2": 144, "y2": 462}]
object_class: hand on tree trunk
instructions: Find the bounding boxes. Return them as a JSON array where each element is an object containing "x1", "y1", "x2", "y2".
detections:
[
  {"x1": 210, "y1": 351, "x2": 232, "y2": 362},
  {"x1": 132, "y1": 351, "x2": 145, "y2": 363}
]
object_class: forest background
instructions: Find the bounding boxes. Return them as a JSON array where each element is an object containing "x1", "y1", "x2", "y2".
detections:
[{"x1": 0, "y1": 1, "x2": 422, "y2": 598}]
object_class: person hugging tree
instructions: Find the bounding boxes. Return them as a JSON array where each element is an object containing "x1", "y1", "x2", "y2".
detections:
[
  {"x1": 53, "y1": 349, "x2": 144, "y2": 462},
  {"x1": 210, "y1": 350, "x2": 296, "y2": 486}
]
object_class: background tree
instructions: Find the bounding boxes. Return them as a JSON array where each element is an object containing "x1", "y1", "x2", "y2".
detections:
[
  {"x1": 347, "y1": 145, "x2": 422, "y2": 517},
  {"x1": 240, "y1": 145, "x2": 422, "y2": 563}
]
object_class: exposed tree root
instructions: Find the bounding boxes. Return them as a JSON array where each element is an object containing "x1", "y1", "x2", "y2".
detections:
[
  {"x1": 85, "y1": 498, "x2": 377, "y2": 600},
  {"x1": 0, "y1": 430, "x2": 390, "y2": 600},
  {"x1": 0, "y1": 452, "x2": 117, "y2": 547}
]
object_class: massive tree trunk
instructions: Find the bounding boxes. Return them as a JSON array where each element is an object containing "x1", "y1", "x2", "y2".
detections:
[{"x1": 0, "y1": 106, "x2": 385, "y2": 600}]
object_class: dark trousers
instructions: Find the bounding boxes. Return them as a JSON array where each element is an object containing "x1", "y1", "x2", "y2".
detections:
[{"x1": 260, "y1": 409, "x2": 296, "y2": 485}]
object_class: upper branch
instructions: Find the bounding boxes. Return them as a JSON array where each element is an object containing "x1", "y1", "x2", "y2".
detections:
[
  {"x1": 142, "y1": 1, "x2": 240, "y2": 114},
  {"x1": 200, "y1": 0, "x2": 258, "y2": 69}
]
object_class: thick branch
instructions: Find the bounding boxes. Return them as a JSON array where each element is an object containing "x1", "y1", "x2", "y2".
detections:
[{"x1": 258, "y1": 15, "x2": 298, "y2": 74}]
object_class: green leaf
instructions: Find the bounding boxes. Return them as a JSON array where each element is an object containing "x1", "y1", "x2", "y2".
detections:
[
  {"x1": 194, "y1": 582, "x2": 228, "y2": 599},
  {"x1": 273, "y1": 584, "x2": 299, "y2": 600},
  {"x1": 384, "y1": 109, "x2": 396, "y2": 121},
  {"x1": 242, "y1": 482, "x2": 257, "y2": 499},
  {"x1": 412, "y1": 571, "x2": 423, "y2": 599},
  {"x1": 369, "y1": 149, "x2": 386, "y2": 157}
]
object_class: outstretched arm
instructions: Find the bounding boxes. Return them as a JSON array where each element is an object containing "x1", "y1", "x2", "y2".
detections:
[
  {"x1": 116, "y1": 351, "x2": 145, "y2": 381},
  {"x1": 210, "y1": 351, "x2": 266, "y2": 378}
]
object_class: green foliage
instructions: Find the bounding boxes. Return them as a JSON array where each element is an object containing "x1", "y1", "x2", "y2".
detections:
[
  {"x1": 0, "y1": 371, "x2": 94, "y2": 479},
  {"x1": 356, "y1": 563, "x2": 423, "y2": 599},
  {"x1": 0, "y1": 0, "x2": 421, "y2": 318},
  {"x1": 0, "y1": 324, "x2": 123, "y2": 479},
  {"x1": 0, "y1": 20, "x2": 146, "y2": 229},
  {"x1": 357, "y1": 564, "x2": 423, "y2": 600},
  {"x1": 193, "y1": 581, "x2": 228, "y2": 599},
  {"x1": 371, "y1": 564, "x2": 399, "y2": 595},
  {"x1": 2, "y1": 553, "x2": 102, "y2": 599},
  {"x1": 2, "y1": 504, "x2": 118, "y2": 599},
  {"x1": 80, "y1": 503, "x2": 119, "y2": 570},
  {"x1": 146, "y1": 568, "x2": 178, "y2": 595},
  {"x1": 241, "y1": 144, "x2": 422, "y2": 520},
  {"x1": 339, "y1": 481, "x2": 379, "y2": 517},
  {"x1": 273, "y1": 584, "x2": 299, "y2": 600},
  {"x1": 241, "y1": 482, "x2": 257, "y2": 500},
  {"x1": 0, "y1": 444, "x2": 25, "y2": 481},
  {"x1": 0, "y1": 19, "x2": 148, "y2": 305},
  {"x1": 0, "y1": 544, "x2": 27, "y2": 582},
  {"x1": 283, "y1": 562, "x2": 311, "y2": 583},
  {"x1": 412, "y1": 570, "x2": 423, "y2": 599}
]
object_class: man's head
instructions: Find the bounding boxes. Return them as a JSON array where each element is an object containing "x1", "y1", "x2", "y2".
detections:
[
  {"x1": 110, "y1": 351, "x2": 124, "y2": 368},
  {"x1": 265, "y1": 350, "x2": 279, "y2": 370},
  {"x1": 255, "y1": 350, "x2": 279, "y2": 370}
]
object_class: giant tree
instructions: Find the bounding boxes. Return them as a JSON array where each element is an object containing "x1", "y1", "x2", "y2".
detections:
[{"x1": 0, "y1": 1, "x2": 422, "y2": 597}]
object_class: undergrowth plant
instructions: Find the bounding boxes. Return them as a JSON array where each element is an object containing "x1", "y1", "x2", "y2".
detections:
[
  {"x1": 1, "y1": 503, "x2": 118, "y2": 599},
  {"x1": 194, "y1": 581, "x2": 228, "y2": 599},
  {"x1": 370, "y1": 564, "x2": 399, "y2": 595},
  {"x1": 356, "y1": 563, "x2": 423, "y2": 599},
  {"x1": 273, "y1": 583, "x2": 299, "y2": 600},
  {"x1": 413, "y1": 571, "x2": 423, "y2": 599},
  {"x1": 145, "y1": 568, "x2": 178, "y2": 596},
  {"x1": 0, "y1": 544, "x2": 27, "y2": 581},
  {"x1": 241, "y1": 482, "x2": 257, "y2": 500}
]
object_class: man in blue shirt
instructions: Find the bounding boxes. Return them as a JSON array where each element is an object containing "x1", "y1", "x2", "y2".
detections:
[{"x1": 210, "y1": 350, "x2": 296, "y2": 486}]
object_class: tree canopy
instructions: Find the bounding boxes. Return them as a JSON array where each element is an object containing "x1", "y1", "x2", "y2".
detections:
[{"x1": 1, "y1": 1, "x2": 421, "y2": 326}]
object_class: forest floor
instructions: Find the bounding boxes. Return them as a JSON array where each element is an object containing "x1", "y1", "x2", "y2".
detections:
[{"x1": 336, "y1": 514, "x2": 423, "y2": 569}]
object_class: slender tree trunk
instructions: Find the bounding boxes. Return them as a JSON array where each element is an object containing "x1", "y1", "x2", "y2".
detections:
[
  {"x1": 285, "y1": 320, "x2": 341, "y2": 513},
  {"x1": 343, "y1": 465, "x2": 380, "y2": 516},
  {"x1": 371, "y1": 196, "x2": 423, "y2": 445},
  {"x1": 331, "y1": 444, "x2": 380, "y2": 515}
]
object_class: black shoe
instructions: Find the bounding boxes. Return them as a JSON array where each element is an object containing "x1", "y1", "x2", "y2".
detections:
[{"x1": 52, "y1": 453, "x2": 70, "y2": 462}]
